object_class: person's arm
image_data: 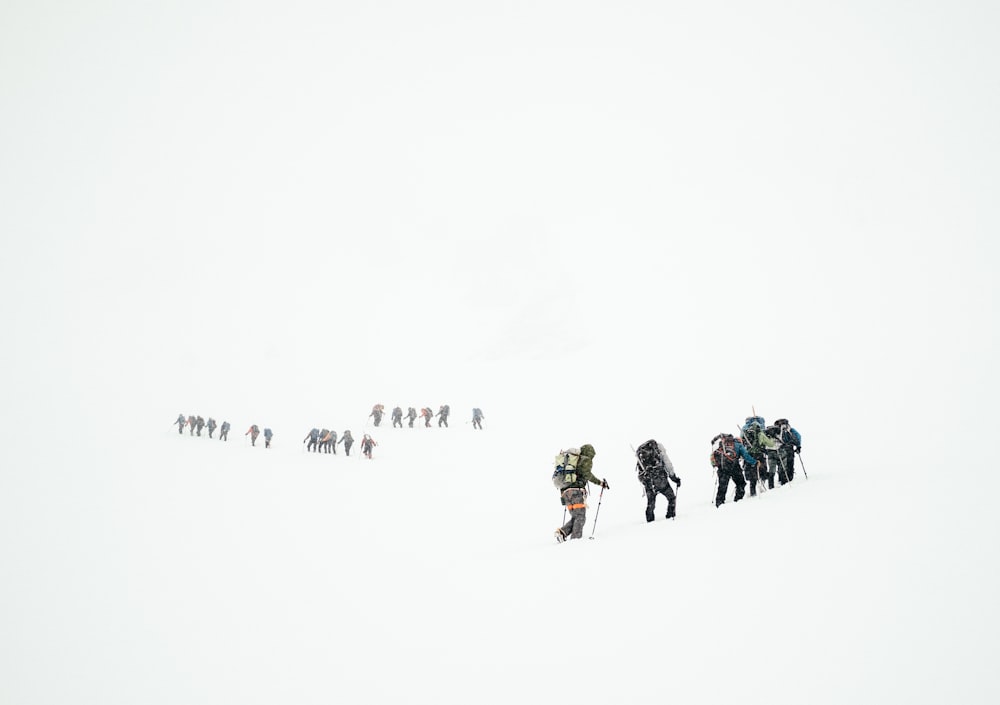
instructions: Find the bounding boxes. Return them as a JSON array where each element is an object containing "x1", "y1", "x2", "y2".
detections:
[{"x1": 736, "y1": 442, "x2": 757, "y2": 465}]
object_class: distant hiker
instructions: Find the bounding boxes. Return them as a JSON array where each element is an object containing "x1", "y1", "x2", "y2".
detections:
[
  {"x1": 406, "y1": 407, "x2": 418, "y2": 428},
  {"x1": 319, "y1": 429, "x2": 333, "y2": 453},
  {"x1": 471, "y1": 407, "x2": 484, "y2": 430},
  {"x1": 328, "y1": 429, "x2": 338, "y2": 454},
  {"x1": 553, "y1": 444, "x2": 609, "y2": 542},
  {"x1": 175, "y1": 414, "x2": 186, "y2": 434},
  {"x1": 740, "y1": 416, "x2": 777, "y2": 495},
  {"x1": 304, "y1": 428, "x2": 320, "y2": 452},
  {"x1": 195, "y1": 416, "x2": 205, "y2": 437},
  {"x1": 391, "y1": 406, "x2": 403, "y2": 428},
  {"x1": 770, "y1": 418, "x2": 802, "y2": 484},
  {"x1": 338, "y1": 430, "x2": 355, "y2": 456},
  {"x1": 187, "y1": 415, "x2": 196, "y2": 436},
  {"x1": 635, "y1": 439, "x2": 681, "y2": 522},
  {"x1": 264, "y1": 427, "x2": 273, "y2": 448},
  {"x1": 710, "y1": 433, "x2": 757, "y2": 507},
  {"x1": 219, "y1": 421, "x2": 230, "y2": 441},
  {"x1": 369, "y1": 404, "x2": 385, "y2": 427},
  {"x1": 420, "y1": 407, "x2": 433, "y2": 428},
  {"x1": 360, "y1": 433, "x2": 377, "y2": 459},
  {"x1": 207, "y1": 418, "x2": 217, "y2": 439},
  {"x1": 246, "y1": 424, "x2": 260, "y2": 446},
  {"x1": 436, "y1": 404, "x2": 450, "y2": 428}
]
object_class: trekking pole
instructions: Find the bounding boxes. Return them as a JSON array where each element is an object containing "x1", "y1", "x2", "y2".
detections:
[
  {"x1": 589, "y1": 486, "x2": 605, "y2": 539},
  {"x1": 797, "y1": 450, "x2": 808, "y2": 479}
]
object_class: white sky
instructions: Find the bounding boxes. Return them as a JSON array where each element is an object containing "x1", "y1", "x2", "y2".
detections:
[{"x1": 0, "y1": 2, "x2": 995, "y2": 445}]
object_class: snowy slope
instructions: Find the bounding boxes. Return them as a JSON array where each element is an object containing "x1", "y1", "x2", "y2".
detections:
[
  {"x1": 2, "y1": 393, "x2": 997, "y2": 705},
  {"x1": 2, "y1": 2, "x2": 999, "y2": 704}
]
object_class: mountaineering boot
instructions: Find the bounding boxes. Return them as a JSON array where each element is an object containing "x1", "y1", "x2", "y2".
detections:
[
  {"x1": 645, "y1": 509, "x2": 655, "y2": 523},
  {"x1": 666, "y1": 506, "x2": 676, "y2": 519},
  {"x1": 554, "y1": 528, "x2": 567, "y2": 543}
]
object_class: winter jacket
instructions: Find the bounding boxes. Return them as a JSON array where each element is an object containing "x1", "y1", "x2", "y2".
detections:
[
  {"x1": 744, "y1": 429, "x2": 777, "y2": 456},
  {"x1": 564, "y1": 444, "x2": 603, "y2": 489},
  {"x1": 780, "y1": 426, "x2": 801, "y2": 448}
]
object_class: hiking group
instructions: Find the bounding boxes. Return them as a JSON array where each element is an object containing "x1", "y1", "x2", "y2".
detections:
[
  {"x1": 552, "y1": 413, "x2": 803, "y2": 543},
  {"x1": 174, "y1": 404, "x2": 484, "y2": 462},
  {"x1": 709, "y1": 416, "x2": 803, "y2": 508},
  {"x1": 370, "y1": 404, "x2": 461, "y2": 429},
  {"x1": 174, "y1": 414, "x2": 231, "y2": 442}
]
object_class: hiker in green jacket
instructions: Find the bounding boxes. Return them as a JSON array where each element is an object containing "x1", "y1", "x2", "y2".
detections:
[
  {"x1": 555, "y1": 444, "x2": 610, "y2": 542},
  {"x1": 741, "y1": 423, "x2": 778, "y2": 495}
]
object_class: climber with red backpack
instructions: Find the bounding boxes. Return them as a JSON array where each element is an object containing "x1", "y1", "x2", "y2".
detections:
[{"x1": 710, "y1": 433, "x2": 758, "y2": 507}]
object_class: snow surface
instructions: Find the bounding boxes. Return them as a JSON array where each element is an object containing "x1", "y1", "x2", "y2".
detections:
[{"x1": 2, "y1": 2, "x2": 999, "y2": 704}]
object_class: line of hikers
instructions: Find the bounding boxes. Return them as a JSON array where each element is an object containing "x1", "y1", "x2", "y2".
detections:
[
  {"x1": 174, "y1": 414, "x2": 233, "y2": 442},
  {"x1": 709, "y1": 416, "x2": 803, "y2": 507},
  {"x1": 302, "y1": 428, "x2": 367, "y2": 457},
  {"x1": 174, "y1": 415, "x2": 273, "y2": 447},
  {"x1": 369, "y1": 405, "x2": 485, "y2": 429},
  {"x1": 173, "y1": 404, "x2": 486, "y2": 460},
  {"x1": 552, "y1": 414, "x2": 803, "y2": 542}
]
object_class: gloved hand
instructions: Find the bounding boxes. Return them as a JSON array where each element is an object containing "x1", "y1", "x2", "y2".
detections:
[
  {"x1": 601, "y1": 479, "x2": 610, "y2": 490},
  {"x1": 673, "y1": 476, "x2": 682, "y2": 487},
  {"x1": 795, "y1": 445, "x2": 802, "y2": 453}
]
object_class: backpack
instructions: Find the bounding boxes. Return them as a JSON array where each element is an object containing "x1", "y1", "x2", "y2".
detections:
[
  {"x1": 552, "y1": 448, "x2": 582, "y2": 490},
  {"x1": 774, "y1": 419, "x2": 801, "y2": 447},
  {"x1": 742, "y1": 416, "x2": 765, "y2": 436},
  {"x1": 711, "y1": 434, "x2": 738, "y2": 467},
  {"x1": 264, "y1": 428, "x2": 272, "y2": 438},
  {"x1": 636, "y1": 439, "x2": 663, "y2": 475}
]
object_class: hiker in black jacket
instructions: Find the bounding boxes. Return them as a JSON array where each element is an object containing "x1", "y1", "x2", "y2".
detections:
[
  {"x1": 338, "y1": 430, "x2": 354, "y2": 456},
  {"x1": 304, "y1": 428, "x2": 320, "y2": 452},
  {"x1": 635, "y1": 440, "x2": 681, "y2": 521}
]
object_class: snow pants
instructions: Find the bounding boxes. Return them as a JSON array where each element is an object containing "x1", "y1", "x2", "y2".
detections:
[
  {"x1": 745, "y1": 453, "x2": 773, "y2": 495},
  {"x1": 559, "y1": 487, "x2": 588, "y2": 539},
  {"x1": 776, "y1": 446, "x2": 795, "y2": 483},
  {"x1": 715, "y1": 464, "x2": 746, "y2": 507},
  {"x1": 643, "y1": 478, "x2": 676, "y2": 521}
]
